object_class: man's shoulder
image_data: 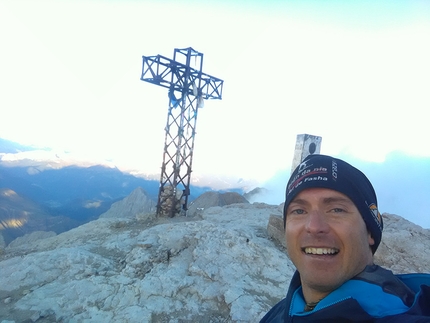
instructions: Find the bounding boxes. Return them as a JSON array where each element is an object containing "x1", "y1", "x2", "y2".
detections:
[
  {"x1": 376, "y1": 311, "x2": 430, "y2": 323},
  {"x1": 397, "y1": 272, "x2": 430, "y2": 292},
  {"x1": 392, "y1": 273, "x2": 430, "y2": 320},
  {"x1": 356, "y1": 265, "x2": 430, "y2": 297}
]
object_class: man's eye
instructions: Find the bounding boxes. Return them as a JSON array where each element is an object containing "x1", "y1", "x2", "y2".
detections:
[
  {"x1": 291, "y1": 209, "x2": 305, "y2": 215},
  {"x1": 332, "y1": 208, "x2": 345, "y2": 213}
]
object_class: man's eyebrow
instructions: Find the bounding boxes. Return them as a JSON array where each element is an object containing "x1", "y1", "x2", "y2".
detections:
[
  {"x1": 288, "y1": 198, "x2": 308, "y2": 206},
  {"x1": 289, "y1": 197, "x2": 353, "y2": 205},
  {"x1": 322, "y1": 197, "x2": 354, "y2": 205}
]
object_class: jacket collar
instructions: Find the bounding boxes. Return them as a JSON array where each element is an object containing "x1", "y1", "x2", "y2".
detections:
[{"x1": 287, "y1": 265, "x2": 417, "y2": 318}]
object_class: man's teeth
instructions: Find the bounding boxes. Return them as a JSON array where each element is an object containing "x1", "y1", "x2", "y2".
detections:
[{"x1": 304, "y1": 247, "x2": 338, "y2": 255}]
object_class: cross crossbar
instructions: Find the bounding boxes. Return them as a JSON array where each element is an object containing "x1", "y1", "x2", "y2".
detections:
[{"x1": 141, "y1": 54, "x2": 223, "y2": 100}]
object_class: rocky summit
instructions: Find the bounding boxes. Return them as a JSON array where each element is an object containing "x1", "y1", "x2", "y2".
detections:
[{"x1": 0, "y1": 188, "x2": 429, "y2": 322}]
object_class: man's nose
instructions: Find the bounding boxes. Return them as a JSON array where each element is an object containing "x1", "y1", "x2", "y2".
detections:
[{"x1": 305, "y1": 210, "x2": 330, "y2": 234}]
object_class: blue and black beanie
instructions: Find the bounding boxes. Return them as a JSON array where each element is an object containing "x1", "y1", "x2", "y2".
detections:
[{"x1": 283, "y1": 154, "x2": 383, "y2": 253}]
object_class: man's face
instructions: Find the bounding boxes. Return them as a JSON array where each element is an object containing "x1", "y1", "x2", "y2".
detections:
[{"x1": 285, "y1": 188, "x2": 374, "y2": 301}]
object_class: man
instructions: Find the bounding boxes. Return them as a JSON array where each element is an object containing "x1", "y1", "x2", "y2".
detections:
[{"x1": 260, "y1": 154, "x2": 430, "y2": 322}]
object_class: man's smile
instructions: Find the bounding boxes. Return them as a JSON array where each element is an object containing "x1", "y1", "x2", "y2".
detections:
[{"x1": 302, "y1": 247, "x2": 339, "y2": 255}]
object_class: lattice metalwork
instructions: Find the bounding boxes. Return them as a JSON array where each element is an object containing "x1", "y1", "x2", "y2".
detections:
[{"x1": 141, "y1": 47, "x2": 223, "y2": 217}]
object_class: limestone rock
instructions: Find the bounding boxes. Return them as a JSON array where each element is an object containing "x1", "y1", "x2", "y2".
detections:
[
  {"x1": 244, "y1": 187, "x2": 270, "y2": 203},
  {"x1": 99, "y1": 187, "x2": 156, "y2": 220},
  {"x1": 187, "y1": 191, "x2": 249, "y2": 217},
  {"x1": 7, "y1": 231, "x2": 57, "y2": 250},
  {"x1": 267, "y1": 214, "x2": 286, "y2": 248},
  {"x1": 374, "y1": 213, "x2": 430, "y2": 273},
  {"x1": 0, "y1": 203, "x2": 288, "y2": 322}
]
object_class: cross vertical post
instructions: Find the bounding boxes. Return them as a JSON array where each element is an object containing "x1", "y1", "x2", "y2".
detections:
[{"x1": 141, "y1": 47, "x2": 223, "y2": 217}]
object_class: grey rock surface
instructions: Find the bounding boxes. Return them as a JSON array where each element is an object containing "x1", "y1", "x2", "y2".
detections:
[{"x1": 99, "y1": 187, "x2": 156, "y2": 219}]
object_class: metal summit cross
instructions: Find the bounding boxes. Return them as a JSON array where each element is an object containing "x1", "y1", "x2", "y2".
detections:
[{"x1": 140, "y1": 47, "x2": 223, "y2": 217}]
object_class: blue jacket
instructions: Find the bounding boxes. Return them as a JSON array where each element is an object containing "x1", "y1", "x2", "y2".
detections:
[{"x1": 260, "y1": 265, "x2": 430, "y2": 322}]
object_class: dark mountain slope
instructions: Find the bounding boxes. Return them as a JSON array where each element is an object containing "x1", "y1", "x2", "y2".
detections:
[{"x1": 0, "y1": 188, "x2": 79, "y2": 245}]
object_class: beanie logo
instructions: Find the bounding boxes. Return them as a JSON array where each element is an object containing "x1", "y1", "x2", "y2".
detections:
[
  {"x1": 331, "y1": 160, "x2": 338, "y2": 181},
  {"x1": 369, "y1": 203, "x2": 383, "y2": 230},
  {"x1": 287, "y1": 160, "x2": 328, "y2": 194}
]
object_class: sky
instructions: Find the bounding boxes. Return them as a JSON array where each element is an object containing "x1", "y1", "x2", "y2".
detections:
[{"x1": 1, "y1": 0, "x2": 430, "y2": 228}]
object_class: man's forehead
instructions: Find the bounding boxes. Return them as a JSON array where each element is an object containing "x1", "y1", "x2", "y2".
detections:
[{"x1": 291, "y1": 188, "x2": 354, "y2": 203}]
